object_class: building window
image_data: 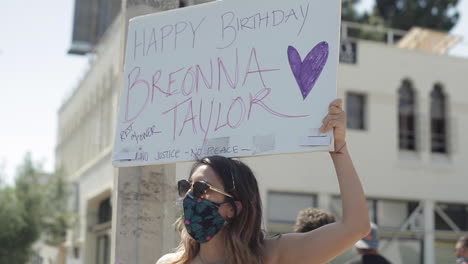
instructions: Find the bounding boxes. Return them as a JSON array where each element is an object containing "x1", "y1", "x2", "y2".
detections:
[
  {"x1": 430, "y1": 84, "x2": 447, "y2": 153},
  {"x1": 346, "y1": 92, "x2": 366, "y2": 130},
  {"x1": 332, "y1": 197, "x2": 420, "y2": 229},
  {"x1": 339, "y1": 40, "x2": 357, "y2": 64},
  {"x1": 96, "y1": 234, "x2": 110, "y2": 264},
  {"x1": 435, "y1": 203, "x2": 468, "y2": 231},
  {"x1": 98, "y1": 197, "x2": 112, "y2": 224},
  {"x1": 398, "y1": 80, "x2": 417, "y2": 151},
  {"x1": 73, "y1": 247, "x2": 80, "y2": 259},
  {"x1": 267, "y1": 192, "x2": 316, "y2": 232}
]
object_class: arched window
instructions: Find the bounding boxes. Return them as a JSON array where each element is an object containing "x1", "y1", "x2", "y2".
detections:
[
  {"x1": 95, "y1": 197, "x2": 111, "y2": 264},
  {"x1": 430, "y1": 84, "x2": 447, "y2": 153},
  {"x1": 398, "y1": 80, "x2": 416, "y2": 150},
  {"x1": 98, "y1": 197, "x2": 112, "y2": 224}
]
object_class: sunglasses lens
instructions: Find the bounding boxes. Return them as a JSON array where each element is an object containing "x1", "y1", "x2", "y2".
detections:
[
  {"x1": 177, "y1": 180, "x2": 191, "y2": 197},
  {"x1": 193, "y1": 182, "x2": 209, "y2": 198}
]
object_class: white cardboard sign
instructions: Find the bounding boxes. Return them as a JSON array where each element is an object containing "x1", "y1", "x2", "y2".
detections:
[{"x1": 112, "y1": 0, "x2": 341, "y2": 167}]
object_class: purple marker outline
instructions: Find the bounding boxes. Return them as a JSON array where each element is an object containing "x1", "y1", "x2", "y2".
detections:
[{"x1": 287, "y1": 41, "x2": 329, "y2": 100}]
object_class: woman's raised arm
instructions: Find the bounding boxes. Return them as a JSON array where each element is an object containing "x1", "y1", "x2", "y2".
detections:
[{"x1": 267, "y1": 99, "x2": 370, "y2": 264}]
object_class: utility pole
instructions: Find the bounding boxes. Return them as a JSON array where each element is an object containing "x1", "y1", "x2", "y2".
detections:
[{"x1": 111, "y1": 1, "x2": 180, "y2": 264}]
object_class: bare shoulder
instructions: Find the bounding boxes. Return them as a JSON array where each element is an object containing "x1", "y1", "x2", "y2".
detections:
[{"x1": 156, "y1": 252, "x2": 182, "y2": 264}]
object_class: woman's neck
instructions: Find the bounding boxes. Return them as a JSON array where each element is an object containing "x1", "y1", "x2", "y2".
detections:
[{"x1": 198, "y1": 230, "x2": 227, "y2": 264}]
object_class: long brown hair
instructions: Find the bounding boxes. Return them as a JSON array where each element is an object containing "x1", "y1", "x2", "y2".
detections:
[{"x1": 169, "y1": 156, "x2": 264, "y2": 264}]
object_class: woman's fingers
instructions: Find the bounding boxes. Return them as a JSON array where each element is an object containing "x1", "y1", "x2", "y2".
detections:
[
  {"x1": 329, "y1": 105, "x2": 342, "y2": 115},
  {"x1": 322, "y1": 112, "x2": 344, "y2": 124},
  {"x1": 319, "y1": 99, "x2": 347, "y2": 143},
  {"x1": 322, "y1": 110, "x2": 346, "y2": 123},
  {"x1": 320, "y1": 118, "x2": 344, "y2": 132},
  {"x1": 329, "y1": 99, "x2": 343, "y2": 111},
  {"x1": 320, "y1": 98, "x2": 347, "y2": 142}
]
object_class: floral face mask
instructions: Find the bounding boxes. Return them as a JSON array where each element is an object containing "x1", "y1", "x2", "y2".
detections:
[{"x1": 182, "y1": 192, "x2": 227, "y2": 243}]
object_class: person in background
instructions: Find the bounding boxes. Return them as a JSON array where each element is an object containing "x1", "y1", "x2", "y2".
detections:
[
  {"x1": 293, "y1": 208, "x2": 337, "y2": 264},
  {"x1": 344, "y1": 222, "x2": 391, "y2": 264},
  {"x1": 455, "y1": 236, "x2": 468, "y2": 264},
  {"x1": 293, "y1": 208, "x2": 336, "y2": 233}
]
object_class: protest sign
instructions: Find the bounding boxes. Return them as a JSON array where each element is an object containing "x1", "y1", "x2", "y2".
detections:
[{"x1": 113, "y1": 0, "x2": 341, "y2": 166}]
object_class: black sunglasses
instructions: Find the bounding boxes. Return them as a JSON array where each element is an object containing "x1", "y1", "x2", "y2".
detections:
[{"x1": 177, "y1": 179, "x2": 234, "y2": 199}]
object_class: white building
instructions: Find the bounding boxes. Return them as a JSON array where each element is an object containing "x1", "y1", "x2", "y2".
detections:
[{"x1": 57, "y1": 1, "x2": 468, "y2": 263}]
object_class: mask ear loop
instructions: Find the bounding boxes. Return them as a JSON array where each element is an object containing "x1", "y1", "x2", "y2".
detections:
[
  {"x1": 226, "y1": 197, "x2": 238, "y2": 223},
  {"x1": 227, "y1": 160, "x2": 238, "y2": 222}
]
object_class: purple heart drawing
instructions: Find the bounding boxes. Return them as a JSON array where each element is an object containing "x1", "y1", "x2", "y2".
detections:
[{"x1": 288, "y1": 41, "x2": 329, "y2": 100}]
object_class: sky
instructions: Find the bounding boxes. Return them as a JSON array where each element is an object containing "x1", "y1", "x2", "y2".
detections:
[
  {"x1": 0, "y1": 0, "x2": 467, "y2": 185},
  {"x1": 0, "y1": 1, "x2": 88, "y2": 184}
]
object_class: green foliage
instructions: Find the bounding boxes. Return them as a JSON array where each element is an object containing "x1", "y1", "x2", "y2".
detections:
[
  {"x1": 0, "y1": 153, "x2": 42, "y2": 263},
  {"x1": 342, "y1": 0, "x2": 366, "y2": 23},
  {"x1": 41, "y1": 167, "x2": 76, "y2": 246},
  {"x1": 373, "y1": 0, "x2": 460, "y2": 31},
  {"x1": 0, "y1": 159, "x2": 5, "y2": 187},
  {"x1": 14, "y1": 153, "x2": 45, "y2": 246},
  {"x1": 0, "y1": 187, "x2": 31, "y2": 264},
  {"x1": 353, "y1": 12, "x2": 388, "y2": 42},
  {"x1": 341, "y1": 0, "x2": 460, "y2": 42},
  {"x1": 0, "y1": 153, "x2": 75, "y2": 263}
]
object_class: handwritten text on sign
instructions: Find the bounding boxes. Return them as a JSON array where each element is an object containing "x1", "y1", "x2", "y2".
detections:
[{"x1": 113, "y1": 0, "x2": 341, "y2": 167}]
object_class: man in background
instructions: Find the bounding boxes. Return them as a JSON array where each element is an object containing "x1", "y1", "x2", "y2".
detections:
[
  {"x1": 455, "y1": 236, "x2": 468, "y2": 264},
  {"x1": 293, "y1": 207, "x2": 336, "y2": 233},
  {"x1": 344, "y1": 222, "x2": 391, "y2": 264}
]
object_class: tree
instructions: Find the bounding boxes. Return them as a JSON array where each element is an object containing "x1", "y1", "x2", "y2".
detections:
[
  {"x1": 341, "y1": 0, "x2": 387, "y2": 41},
  {"x1": 342, "y1": 0, "x2": 366, "y2": 23},
  {"x1": 0, "y1": 158, "x2": 7, "y2": 187},
  {"x1": 0, "y1": 186, "x2": 31, "y2": 263},
  {"x1": 0, "y1": 154, "x2": 43, "y2": 263},
  {"x1": 373, "y1": 0, "x2": 460, "y2": 31},
  {"x1": 41, "y1": 167, "x2": 75, "y2": 246},
  {"x1": 0, "y1": 153, "x2": 74, "y2": 263}
]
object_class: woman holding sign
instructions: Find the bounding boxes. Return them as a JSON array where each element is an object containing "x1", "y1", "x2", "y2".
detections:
[{"x1": 157, "y1": 99, "x2": 370, "y2": 264}]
